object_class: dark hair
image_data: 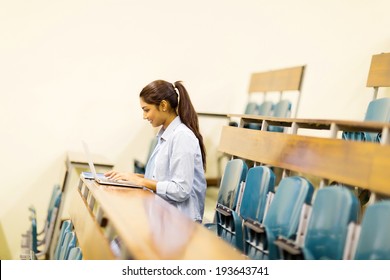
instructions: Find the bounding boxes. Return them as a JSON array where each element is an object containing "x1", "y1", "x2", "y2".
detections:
[{"x1": 139, "y1": 80, "x2": 206, "y2": 170}]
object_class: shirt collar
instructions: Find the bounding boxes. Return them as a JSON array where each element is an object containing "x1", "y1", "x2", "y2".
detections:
[{"x1": 157, "y1": 116, "x2": 182, "y2": 142}]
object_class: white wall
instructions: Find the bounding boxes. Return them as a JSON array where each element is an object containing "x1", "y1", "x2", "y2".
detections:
[{"x1": 1, "y1": 0, "x2": 389, "y2": 259}]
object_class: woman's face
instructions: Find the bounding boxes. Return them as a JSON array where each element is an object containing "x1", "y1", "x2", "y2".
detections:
[{"x1": 140, "y1": 98, "x2": 165, "y2": 128}]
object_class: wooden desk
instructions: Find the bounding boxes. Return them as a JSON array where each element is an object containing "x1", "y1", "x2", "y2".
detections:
[
  {"x1": 69, "y1": 177, "x2": 246, "y2": 260},
  {"x1": 49, "y1": 152, "x2": 114, "y2": 259},
  {"x1": 228, "y1": 114, "x2": 390, "y2": 143},
  {"x1": 219, "y1": 126, "x2": 390, "y2": 197},
  {"x1": 197, "y1": 112, "x2": 230, "y2": 119}
]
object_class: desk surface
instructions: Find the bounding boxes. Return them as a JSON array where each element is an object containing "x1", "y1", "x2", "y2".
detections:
[
  {"x1": 66, "y1": 151, "x2": 114, "y2": 167},
  {"x1": 197, "y1": 112, "x2": 230, "y2": 118},
  {"x1": 71, "y1": 177, "x2": 246, "y2": 260},
  {"x1": 228, "y1": 114, "x2": 390, "y2": 132}
]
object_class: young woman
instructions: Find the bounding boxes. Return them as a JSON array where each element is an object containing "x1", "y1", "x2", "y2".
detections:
[{"x1": 105, "y1": 80, "x2": 207, "y2": 222}]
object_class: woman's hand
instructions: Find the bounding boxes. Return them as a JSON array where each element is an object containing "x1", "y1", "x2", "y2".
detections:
[{"x1": 104, "y1": 170, "x2": 144, "y2": 185}]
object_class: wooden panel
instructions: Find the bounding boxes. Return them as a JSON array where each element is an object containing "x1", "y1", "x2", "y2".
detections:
[
  {"x1": 69, "y1": 187, "x2": 116, "y2": 260},
  {"x1": 71, "y1": 178, "x2": 247, "y2": 260},
  {"x1": 366, "y1": 52, "x2": 390, "y2": 87},
  {"x1": 219, "y1": 126, "x2": 390, "y2": 196},
  {"x1": 248, "y1": 65, "x2": 305, "y2": 93}
]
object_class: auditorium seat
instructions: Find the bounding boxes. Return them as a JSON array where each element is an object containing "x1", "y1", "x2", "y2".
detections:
[
  {"x1": 246, "y1": 101, "x2": 274, "y2": 129},
  {"x1": 20, "y1": 185, "x2": 62, "y2": 259},
  {"x1": 267, "y1": 99, "x2": 292, "y2": 132},
  {"x1": 276, "y1": 186, "x2": 359, "y2": 260},
  {"x1": 353, "y1": 200, "x2": 390, "y2": 260},
  {"x1": 53, "y1": 219, "x2": 73, "y2": 260},
  {"x1": 232, "y1": 166, "x2": 275, "y2": 251},
  {"x1": 133, "y1": 137, "x2": 158, "y2": 174},
  {"x1": 58, "y1": 231, "x2": 77, "y2": 260},
  {"x1": 342, "y1": 97, "x2": 390, "y2": 142},
  {"x1": 204, "y1": 159, "x2": 248, "y2": 241},
  {"x1": 67, "y1": 246, "x2": 83, "y2": 260},
  {"x1": 243, "y1": 176, "x2": 314, "y2": 259},
  {"x1": 343, "y1": 53, "x2": 390, "y2": 143}
]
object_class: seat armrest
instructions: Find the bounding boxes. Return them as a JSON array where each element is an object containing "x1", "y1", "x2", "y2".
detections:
[
  {"x1": 243, "y1": 219, "x2": 264, "y2": 233},
  {"x1": 274, "y1": 236, "x2": 304, "y2": 259},
  {"x1": 216, "y1": 204, "x2": 232, "y2": 217}
]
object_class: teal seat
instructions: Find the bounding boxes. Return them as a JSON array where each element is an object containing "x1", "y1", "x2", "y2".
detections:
[
  {"x1": 243, "y1": 176, "x2": 314, "y2": 259},
  {"x1": 36, "y1": 186, "x2": 62, "y2": 259},
  {"x1": 342, "y1": 97, "x2": 390, "y2": 142},
  {"x1": 67, "y1": 247, "x2": 83, "y2": 260},
  {"x1": 216, "y1": 159, "x2": 248, "y2": 210},
  {"x1": 21, "y1": 185, "x2": 62, "y2": 259},
  {"x1": 354, "y1": 200, "x2": 390, "y2": 260},
  {"x1": 301, "y1": 186, "x2": 359, "y2": 260},
  {"x1": 59, "y1": 231, "x2": 77, "y2": 260},
  {"x1": 134, "y1": 137, "x2": 158, "y2": 174},
  {"x1": 30, "y1": 215, "x2": 38, "y2": 254},
  {"x1": 267, "y1": 99, "x2": 292, "y2": 132},
  {"x1": 233, "y1": 166, "x2": 275, "y2": 251},
  {"x1": 247, "y1": 101, "x2": 274, "y2": 129},
  {"x1": 230, "y1": 101, "x2": 260, "y2": 127},
  {"x1": 204, "y1": 159, "x2": 248, "y2": 249},
  {"x1": 240, "y1": 166, "x2": 275, "y2": 224},
  {"x1": 53, "y1": 220, "x2": 73, "y2": 259},
  {"x1": 244, "y1": 102, "x2": 258, "y2": 115}
]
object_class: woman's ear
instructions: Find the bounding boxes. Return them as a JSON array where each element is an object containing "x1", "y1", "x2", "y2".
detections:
[{"x1": 160, "y1": 100, "x2": 168, "y2": 112}]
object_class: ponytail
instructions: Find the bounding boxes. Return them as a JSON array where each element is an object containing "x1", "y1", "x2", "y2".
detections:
[{"x1": 174, "y1": 81, "x2": 207, "y2": 170}]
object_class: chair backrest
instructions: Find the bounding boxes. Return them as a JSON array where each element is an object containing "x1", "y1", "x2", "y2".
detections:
[
  {"x1": 146, "y1": 137, "x2": 158, "y2": 163},
  {"x1": 134, "y1": 137, "x2": 158, "y2": 174},
  {"x1": 239, "y1": 166, "x2": 275, "y2": 224},
  {"x1": 246, "y1": 101, "x2": 275, "y2": 130},
  {"x1": 215, "y1": 166, "x2": 275, "y2": 252},
  {"x1": 268, "y1": 99, "x2": 292, "y2": 132},
  {"x1": 354, "y1": 200, "x2": 390, "y2": 260},
  {"x1": 210, "y1": 159, "x2": 247, "y2": 251},
  {"x1": 263, "y1": 176, "x2": 313, "y2": 259},
  {"x1": 244, "y1": 102, "x2": 258, "y2": 115},
  {"x1": 364, "y1": 98, "x2": 390, "y2": 122},
  {"x1": 54, "y1": 219, "x2": 73, "y2": 259},
  {"x1": 216, "y1": 159, "x2": 248, "y2": 210},
  {"x1": 67, "y1": 247, "x2": 83, "y2": 260},
  {"x1": 45, "y1": 185, "x2": 62, "y2": 227},
  {"x1": 343, "y1": 97, "x2": 390, "y2": 142},
  {"x1": 257, "y1": 101, "x2": 274, "y2": 116},
  {"x1": 303, "y1": 186, "x2": 359, "y2": 260},
  {"x1": 263, "y1": 176, "x2": 314, "y2": 239},
  {"x1": 30, "y1": 216, "x2": 38, "y2": 253},
  {"x1": 248, "y1": 65, "x2": 305, "y2": 118},
  {"x1": 42, "y1": 190, "x2": 62, "y2": 254},
  {"x1": 343, "y1": 52, "x2": 390, "y2": 142},
  {"x1": 59, "y1": 231, "x2": 77, "y2": 260}
]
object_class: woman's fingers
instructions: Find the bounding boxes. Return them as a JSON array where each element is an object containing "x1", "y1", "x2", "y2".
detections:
[
  {"x1": 105, "y1": 171, "x2": 134, "y2": 181},
  {"x1": 105, "y1": 170, "x2": 119, "y2": 179}
]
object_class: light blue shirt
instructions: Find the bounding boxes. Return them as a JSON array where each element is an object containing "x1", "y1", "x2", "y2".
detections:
[{"x1": 144, "y1": 116, "x2": 207, "y2": 222}]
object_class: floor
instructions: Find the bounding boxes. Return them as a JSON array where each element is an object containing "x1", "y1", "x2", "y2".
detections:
[{"x1": 203, "y1": 186, "x2": 219, "y2": 223}]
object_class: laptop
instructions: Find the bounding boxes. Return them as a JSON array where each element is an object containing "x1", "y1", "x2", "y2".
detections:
[{"x1": 82, "y1": 141, "x2": 143, "y2": 188}]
